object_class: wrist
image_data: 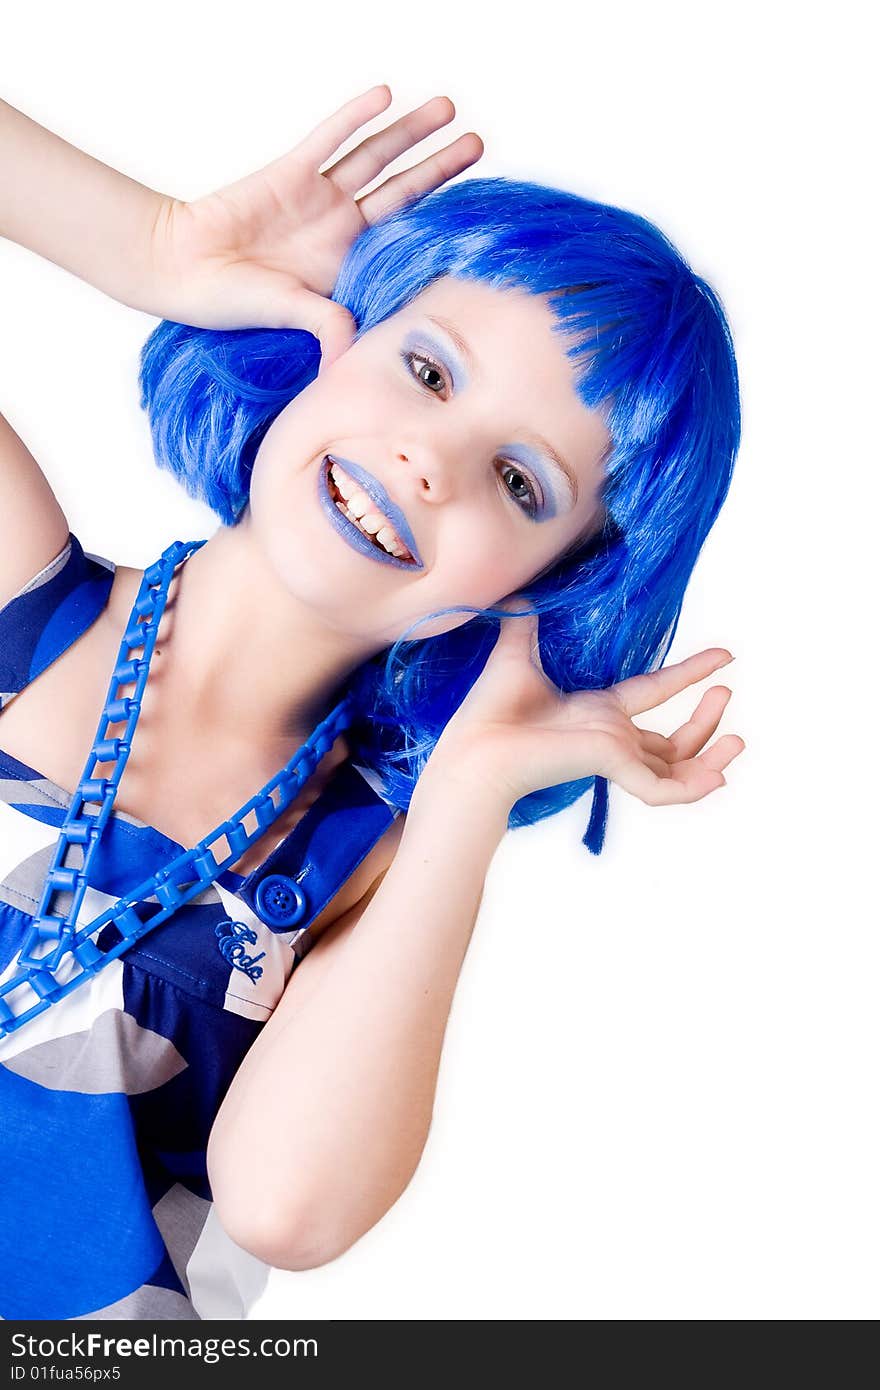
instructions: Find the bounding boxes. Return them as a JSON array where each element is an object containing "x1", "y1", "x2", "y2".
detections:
[
  {"x1": 124, "y1": 192, "x2": 186, "y2": 318},
  {"x1": 409, "y1": 753, "x2": 513, "y2": 836}
]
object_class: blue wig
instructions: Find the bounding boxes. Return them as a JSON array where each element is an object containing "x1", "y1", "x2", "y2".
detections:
[{"x1": 138, "y1": 177, "x2": 741, "y2": 853}]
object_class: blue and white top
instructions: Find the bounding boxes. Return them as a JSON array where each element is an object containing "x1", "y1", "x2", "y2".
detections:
[{"x1": 0, "y1": 534, "x2": 400, "y2": 1321}]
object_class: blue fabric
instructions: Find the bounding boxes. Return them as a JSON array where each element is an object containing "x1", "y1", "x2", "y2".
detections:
[
  {"x1": 239, "y1": 759, "x2": 396, "y2": 932},
  {"x1": 0, "y1": 534, "x2": 399, "y2": 1319},
  {"x1": 0, "y1": 535, "x2": 114, "y2": 711},
  {"x1": 0, "y1": 1068, "x2": 166, "y2": 1319}
]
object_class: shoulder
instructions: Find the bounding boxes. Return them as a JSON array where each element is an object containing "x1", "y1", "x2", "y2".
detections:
[{"x1": 304, "y1": 799, "x2": 405, "y2": 948}]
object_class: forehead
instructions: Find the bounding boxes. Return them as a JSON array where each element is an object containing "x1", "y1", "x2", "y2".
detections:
[
  {"x1": 371, "y1": 275, "x2": 611, "y2": 479},
  {"x1": 387, "y1": 274, "x2": 574, "y2": 360}
]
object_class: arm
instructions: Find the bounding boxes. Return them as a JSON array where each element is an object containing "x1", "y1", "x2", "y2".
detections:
[
  {"x1": 207, "y1": 763, "x2": 510, "y2": 1271},
  {"x1": 0, "y1": 100, "x2": 162, "y2": 594},
  {"x1": 0, "y1": 98, "x2": 166, "y2": 311},
  {"x1": 0, "y1": 90, "x2": 481, "y2": 344},
  {"x1": 208, "y1": 613, "x2": 743, "y2": 1271},
  {"x1": 0, "y1": 88, "x2": 480, "y2": 591},
  {"x1": 0, "y1": 408, "x2": 69, "y2": 606}
]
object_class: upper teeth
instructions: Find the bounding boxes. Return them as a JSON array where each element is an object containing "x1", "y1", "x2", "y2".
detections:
[{"x1": 329, "y1": 462, "x2": 411, "y2": 560}]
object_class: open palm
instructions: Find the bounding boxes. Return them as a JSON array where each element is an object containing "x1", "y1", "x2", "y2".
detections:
[
  {"x1": 430, "y1": 604, "x2": 745, "y2": 809},
  {"x1": 148, "y1": 86, "x2": 483, "y2": 358}
]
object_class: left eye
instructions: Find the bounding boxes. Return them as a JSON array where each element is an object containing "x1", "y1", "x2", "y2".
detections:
[{"x1": 501, "y1": 463, "x2": 539, "y2": 517}]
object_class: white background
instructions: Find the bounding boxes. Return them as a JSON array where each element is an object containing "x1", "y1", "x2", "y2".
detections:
[{"x1": 1, "y1": 1, "x2": 876, "y2": 1320}]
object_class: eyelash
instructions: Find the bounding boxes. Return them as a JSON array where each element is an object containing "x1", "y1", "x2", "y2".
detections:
[{"x1": 399, "y1": 348, "x2": 542, "y2": 519}]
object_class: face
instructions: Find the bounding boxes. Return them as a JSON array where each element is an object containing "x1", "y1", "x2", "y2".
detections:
[{"x1": 246, "y1": 275, "x2": 611, "y2": 645}]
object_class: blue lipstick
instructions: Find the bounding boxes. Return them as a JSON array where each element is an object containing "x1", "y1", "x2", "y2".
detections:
[{"x1": 318, "y1": 455, "x2": 425, "y2": 571}]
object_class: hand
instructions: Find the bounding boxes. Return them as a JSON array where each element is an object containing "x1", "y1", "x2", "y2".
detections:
[
  {"x1": 145, "y1": 85, "x2": 483, "y2": 360},
  {"x1": 426, "y1": 602, "x2": 746, "y2": 810}
]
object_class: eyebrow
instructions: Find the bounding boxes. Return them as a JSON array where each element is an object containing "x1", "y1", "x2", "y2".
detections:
[{"x1": 425, "y1": 313, "x2": 580, "y2": 506}]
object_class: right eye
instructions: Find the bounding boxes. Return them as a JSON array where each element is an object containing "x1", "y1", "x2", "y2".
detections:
[{"x1": 400, "y1": 349, "x2": 449, "y2": 398}]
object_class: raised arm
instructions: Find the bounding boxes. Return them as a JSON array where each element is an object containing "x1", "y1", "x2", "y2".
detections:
[
  {"x1": 0, "y1": 97, "x2": 166, "y2": 312},
  {"x1": 0, "y1": 88, "x2": 482, "y2": 595},
  {"x1": 0, "y1": 90, "x2": 483, "y2": 353},
  {"x1": 0, "y1": 99, "x2": 165, "y2": 598}
]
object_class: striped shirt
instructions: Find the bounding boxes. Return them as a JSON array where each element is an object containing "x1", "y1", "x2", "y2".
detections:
[{"x1": 0, "y1": 534, "x2": 399, "y2": 1319}]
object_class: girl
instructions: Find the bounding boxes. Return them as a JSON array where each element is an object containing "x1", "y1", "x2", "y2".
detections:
[{"x1": 0, "y1": 86, "x2": 744, "y2": 1319}]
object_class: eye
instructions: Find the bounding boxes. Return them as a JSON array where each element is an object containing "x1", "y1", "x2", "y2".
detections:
[
  {"x1": 401, "y1": 349, "x2": 449, "y2": 398},
  {"x1": 401, "y1": 346, "x2": 542, "y2": 520},
  {"x1": 500, "y1": 462, "x2": 540, "y2": 519}
]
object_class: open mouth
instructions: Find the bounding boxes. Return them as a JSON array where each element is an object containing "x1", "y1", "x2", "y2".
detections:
[{"x1": 323, "y1": 457, "x2": 419, "y2": 565}]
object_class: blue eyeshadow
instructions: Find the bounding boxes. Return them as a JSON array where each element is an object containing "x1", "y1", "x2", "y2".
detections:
[{"x1": 401, "y1": 327, "x2": 469, "y2": 393}]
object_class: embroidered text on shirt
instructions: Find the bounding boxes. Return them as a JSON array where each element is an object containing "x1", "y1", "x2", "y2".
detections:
[{"x1": 215, "y1": 919, "x2": 266, "y2": 983}]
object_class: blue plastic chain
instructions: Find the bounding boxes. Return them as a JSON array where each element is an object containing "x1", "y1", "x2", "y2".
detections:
[{"x1": 0, "y1": 539, "x2": 355, "y2": 1037}]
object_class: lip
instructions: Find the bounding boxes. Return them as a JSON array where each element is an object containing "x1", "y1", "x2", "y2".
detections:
[
  {"x1": 318, "y1": 456, "x2": 425, "y2": 571},
  {"x1": 323, "y1": 454, "x2": 425, "y2": 568}
]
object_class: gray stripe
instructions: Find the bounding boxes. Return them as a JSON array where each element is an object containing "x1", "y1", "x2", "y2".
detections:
[
  {"x1": 0, "y1": 775, "x2": 70, "y2": 809},
  {"x1": 2, "y1": 1008, "x2": 188, "y2": 1094},
  {"x1": 153, "y1": 1184, "x2": 212, "y2": 1297},
  {"x1": 73, "y1": 1285, "x2": 200, "y2": 1320},
  {"x1": 82, "y1": 550, "x2": 116, "y2": 574},
  {"x1": 3, "y1": 538, "x2": 73, "y2": 606},
  {"x1": 1, "y1": 841, "x2": 72, "y2": 914}
]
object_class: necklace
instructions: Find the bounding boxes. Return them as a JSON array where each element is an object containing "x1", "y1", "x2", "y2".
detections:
[{"x1": 0, "y1": 538, "x2": 355, "y2": 1037}]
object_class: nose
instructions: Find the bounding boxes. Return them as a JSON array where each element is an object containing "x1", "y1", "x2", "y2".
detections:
[{"x1": 395, "y1": 448, "x2": 451, "y2": 502}]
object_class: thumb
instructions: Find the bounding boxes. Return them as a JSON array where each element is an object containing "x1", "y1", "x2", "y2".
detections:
[
  {"x1": 493, "y1": 599, "x2": 546, "y2": 675},
  {"x1": 277, "y1": 290, "x2": 356, "y2": 373}
]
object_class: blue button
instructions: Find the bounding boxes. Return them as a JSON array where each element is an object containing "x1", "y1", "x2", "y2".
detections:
[{"x1": 254, "y1": 874, "x2": 308, "y2": 929}]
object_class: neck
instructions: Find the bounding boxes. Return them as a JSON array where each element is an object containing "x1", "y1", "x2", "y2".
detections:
[{"x1": 138, "y1": 516, "x2": 382, "y2": 765}]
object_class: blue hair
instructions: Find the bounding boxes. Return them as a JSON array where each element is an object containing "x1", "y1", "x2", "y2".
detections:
[{"x1": 138, "y1": 177, "x2": 741, "y2": 853}]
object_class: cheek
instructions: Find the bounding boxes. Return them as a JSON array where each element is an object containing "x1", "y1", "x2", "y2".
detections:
[
  {"x1": 456, "y1": 552, "x2": 513, "y2": 602},
  {"x1": 434, "y1": 514, "x2": 533, "y2": 604},
  {"x1": 258, "y1": 370, "x2": 384, "y2": 459}
]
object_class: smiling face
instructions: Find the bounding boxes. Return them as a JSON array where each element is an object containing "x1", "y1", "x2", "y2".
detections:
[{"x1": 245, "y1": 274, "x2": 611, "y2": 644}]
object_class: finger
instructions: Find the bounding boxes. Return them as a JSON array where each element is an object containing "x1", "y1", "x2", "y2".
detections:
[
  {"x1": 492, "y1": 599, "x2": 543, "y2": 667},
  {"x1": 490, "y1": 600, "x2": 557, "y2": 688},
  {"x1": 642, "y1": 737, "x2": 744, "y2": 782},
  {"x1": 324, "y1": 94, "x2": 456, "y2": 195},
  {"x1": 357, "y1": 131, "x2": 485, "y2": 224},
  {"x1": 667, "y1": 685, "x2": 733, "y2": 761},
  {"x1": 274, "y1": 286, "x2": 357, "y2": 367},
  {"x1": 638, "y1": 728, "x2": 676, "y2": 758},
  {"x1": 296, "y1": 85, "x2": 393, "y2": 168},
  {"x1": 643, "y1": 733, "x2": 745, "y2": 801},
  {"x1": 638, "y1": 685, "x2": 732, "y2": 762},
  {"x1": 643, "y1": 750, "x2": 672, "y2": 779},
  {"x1": 611, "y1": 752, "x2": 727, "y2": 807},
  {"x1": 694, "y1": 733, "x2": 746, "y2": 775},
  {"x1": 613, "y1": 648, "x2": 734, "y2": 718}
]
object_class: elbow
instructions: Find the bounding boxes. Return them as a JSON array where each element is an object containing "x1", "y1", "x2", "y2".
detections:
[
  {"x1": 240, "y1": 1168, "x2": 424, "y2": 1269},
  {"x1": 208, "y1": 1133, "x2": 349, "y2": 1270},
  {"x1": 251, "y1": 1214, "x2": 358, "y2": 1273},
  {"x1": 208, "y1": 1131, "x2": 428, "y2": 1271},
  {"x1": 213, "y1": 1191, "x2": 362, "y2": 1272},
  {"x1": 269, "y1": 1230, "x2": 358, "y2": 1273}
]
